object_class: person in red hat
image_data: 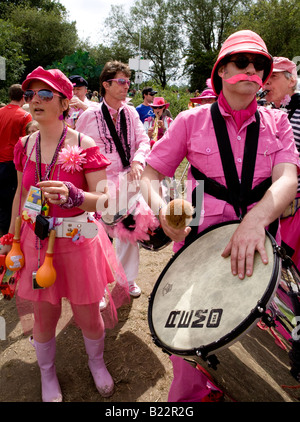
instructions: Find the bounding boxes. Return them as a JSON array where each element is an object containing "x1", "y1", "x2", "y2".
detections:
[
  {"x1": 141, "y1": 30, "x2": 299, "y2": 401},
  {"x1": 0, "y1": 66, "x2": 129, "y2": 402},
  {"x1": 144, "y1": 97, "x2": 173, "y2": 147}
]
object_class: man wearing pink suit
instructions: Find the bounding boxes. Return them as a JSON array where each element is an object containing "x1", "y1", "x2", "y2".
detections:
[
  {"x1": 76, "y1": 61, "x2": 150, "y2": 298},
  {"x1": 141, "y1": 31, "x2": 299, "y2": 401}
]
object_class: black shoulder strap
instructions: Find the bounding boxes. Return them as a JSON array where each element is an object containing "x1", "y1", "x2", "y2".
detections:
[
  {"x1": 210, "y1": 102, "x2": 241, "y2": 217},
  {"x1": 102, "y1": 102, "x2": 130, "y2": 169},
  {"x1": 210, "y1": 102, "x2": 260, "y2": 218}
]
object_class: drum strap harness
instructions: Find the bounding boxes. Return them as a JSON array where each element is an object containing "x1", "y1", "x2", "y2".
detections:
[
  {"x1": 187, "y1": 102, "x2": 279, "y2": 243},
  {"x1": 102, "y1": 102, "x2": 131, "y2": 169}
]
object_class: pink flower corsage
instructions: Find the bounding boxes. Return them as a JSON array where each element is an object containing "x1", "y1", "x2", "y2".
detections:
[
  {"x1": 58, "y1": 145, "x2": 87, "y2": 173},
  {"x1": 280, "y1": 94, "x2": 291, "y2": 107}
]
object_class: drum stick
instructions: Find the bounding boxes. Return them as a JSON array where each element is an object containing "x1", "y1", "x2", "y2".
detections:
[{"x1": 165, "y1": 199, "x2": 194, "y2": 229}]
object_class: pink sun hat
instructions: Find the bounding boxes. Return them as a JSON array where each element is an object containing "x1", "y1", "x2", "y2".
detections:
[
  {"x1": 272, "y1": 57, "x2": 297, "y2": 80},
  {"x1": 211, "y1": 30, "x2": 273, "y2": 95},
  {"x1": 190, "y1": 88, "x2": 217, "y2": 103},
  {"x1": 22, "y1": 66, "x2": 74, "y2": 100},
  {"x1": 150, "y1": 97, "x2": 170, "y2": 109}
]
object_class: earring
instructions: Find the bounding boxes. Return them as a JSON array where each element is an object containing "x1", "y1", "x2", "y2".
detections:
[{"x1": 59, "y1": 114, "x2": 64, "y2": 121}]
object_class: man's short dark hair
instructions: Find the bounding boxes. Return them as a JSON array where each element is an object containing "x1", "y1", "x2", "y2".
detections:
[
  {"x1": 9, "y1": 84, "x2": 24, "y2": 102},
  {"x1": 99, "y1": 61, "x2": 131, "y2": 97},
  {"x1": 142, "y1": 87, "x2": 157, "y2": 98}
]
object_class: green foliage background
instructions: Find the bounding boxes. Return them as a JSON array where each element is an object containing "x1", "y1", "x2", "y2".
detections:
[{"x1": 0, "y1": 0, "x2": 299, "y2": 111}]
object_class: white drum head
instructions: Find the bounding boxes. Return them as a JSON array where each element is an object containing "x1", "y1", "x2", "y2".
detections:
[{"x1": 149, "y1": 222, "x2": 280, "y2": 358}]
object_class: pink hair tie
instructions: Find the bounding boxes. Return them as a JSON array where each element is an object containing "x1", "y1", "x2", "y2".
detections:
[{"x1": 0, "y1": 233, "x2": 14, "y2": 245}]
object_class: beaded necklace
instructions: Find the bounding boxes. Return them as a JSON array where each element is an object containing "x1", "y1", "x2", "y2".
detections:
[
  {"x1": 34, "y1": 125, "x2": 68, "y2": 217},
  {"x1": 35, "y1": 125, "x2": 68, "y2": 183}
]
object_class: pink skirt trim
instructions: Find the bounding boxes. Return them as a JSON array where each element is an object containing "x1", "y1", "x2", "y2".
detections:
[{"x1": 15, "y1": 220, "x2": 130, "y2": 333}]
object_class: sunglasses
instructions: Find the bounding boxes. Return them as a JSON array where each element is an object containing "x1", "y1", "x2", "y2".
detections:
[
  {"x1": 24, "y1": 89, "x2": 62, "y2": 103},
  {"x1": 228, "y1": 55, "x2": 269, "y2": 71},
  {"x1": 152, "y1": 106, "x2": 164, "y2": 109},
  {"x1": 107, "y1": 78, "x2": 131, "y2": 87}
]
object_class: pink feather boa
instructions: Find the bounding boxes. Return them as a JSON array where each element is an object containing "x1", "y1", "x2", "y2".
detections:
[{"x1": 102, "y1": 199, "x2": 160, "y2": 244}]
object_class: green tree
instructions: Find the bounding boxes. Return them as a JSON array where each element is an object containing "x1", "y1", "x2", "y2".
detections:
[
  {"x1": 88, "y1": 41, "x2": 133, "y2": 70},
  {"x1": 0, "y1": 19, "x2": 27, "y2": 102},
  {"x1": 172, "y1": 0, "x2": 247, "y2": 92},
  {"x1": 50, "y1": 50, "x2": 103, "y2": 92},
  {"x1": 0, "y1": 0, "x2": 67, "y2": 19},
  {"x1": 230, "y1": 0, "x2": 300, "y2": 59},
  {"x1": 105, "y1": 0, "x2": 184, "y2": 88},
  {"x1": 8, "y1": 4, "x2": 78, "y2": 78}
]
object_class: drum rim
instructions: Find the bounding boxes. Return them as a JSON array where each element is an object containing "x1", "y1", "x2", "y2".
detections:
[
  {"x1": 138, "y1": 226, "x2": 172, "y2": 251},
  {"x1": 148, "y1": 220, "x2": 281, "y2": 359}
]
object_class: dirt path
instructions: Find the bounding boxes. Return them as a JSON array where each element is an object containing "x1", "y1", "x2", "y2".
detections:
[{"x1": 1, "y1": 244, "x2": 299, "y2": 402}]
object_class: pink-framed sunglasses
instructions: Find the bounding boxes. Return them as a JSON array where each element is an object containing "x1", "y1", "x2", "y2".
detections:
[
  {"x1": 107, "y1": 78, "x2": 131, "y2": 87},
  {"x1": 24, "y1": 89, "x2": 62, "y2": 103}
]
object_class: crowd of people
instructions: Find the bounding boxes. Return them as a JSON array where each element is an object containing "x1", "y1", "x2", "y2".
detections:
[{"x1": 0, "y1": 29, "x2": 299, "y2": 402}]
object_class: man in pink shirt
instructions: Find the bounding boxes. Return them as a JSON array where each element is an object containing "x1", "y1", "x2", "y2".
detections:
[
  {"x1": 76, "y1": 61, "x2": 150, "y2": 298},
  {"x1": 141, "y1": 30, "x2": 299, "y2": 401}
]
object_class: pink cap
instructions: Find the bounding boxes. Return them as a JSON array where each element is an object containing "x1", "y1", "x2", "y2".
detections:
[
  {"x1": 272, "y1": 57, "x2": 297, "y2": 80},
  {"x1": 22, "y1": 66, "x2": 74, "y2": 100}
]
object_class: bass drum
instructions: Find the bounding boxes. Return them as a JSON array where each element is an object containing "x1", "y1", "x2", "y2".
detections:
[{"x1": 148, "y1": 221, "x2": 281, "y2": 365}]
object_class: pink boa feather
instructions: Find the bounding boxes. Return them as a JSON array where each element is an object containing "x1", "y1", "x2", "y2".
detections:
[{"x1": 103, "y1": 200, "x2": 159, "y2": 244}]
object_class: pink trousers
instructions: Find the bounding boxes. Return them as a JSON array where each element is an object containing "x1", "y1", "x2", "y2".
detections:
[{"x1": 168, "y1": 355, "x2": 221, "y2": 402}]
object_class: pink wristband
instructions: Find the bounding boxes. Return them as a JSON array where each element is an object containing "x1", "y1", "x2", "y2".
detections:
[{"x1": 59, "y1": 181, "x2": 85, "y2": 209}]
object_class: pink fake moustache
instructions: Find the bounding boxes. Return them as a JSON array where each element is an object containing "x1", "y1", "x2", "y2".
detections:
[{"x1": 223, "y1": 74, "x2": 263, "y2": 87}]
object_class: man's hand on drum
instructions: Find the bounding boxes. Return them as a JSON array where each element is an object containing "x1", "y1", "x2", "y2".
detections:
[
  {"x1": 221, "y1": 216, "x2": 268, "y2": 280},
  {"x1": 129, "y1": 161, "x2": 144, "y2": 181},
  {"x1": 159, "y1": 205, "x2": 191, "y2": 242}
]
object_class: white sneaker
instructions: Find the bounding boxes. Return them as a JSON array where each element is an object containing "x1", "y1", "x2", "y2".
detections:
[{"x1": 128, "y1": 281, "x2": 141, "y2": 298}]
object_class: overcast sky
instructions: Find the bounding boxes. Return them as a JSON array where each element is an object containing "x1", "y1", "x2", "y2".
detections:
[{"x1": 59, "y1": 0, "x2": 134, "y2": 45}]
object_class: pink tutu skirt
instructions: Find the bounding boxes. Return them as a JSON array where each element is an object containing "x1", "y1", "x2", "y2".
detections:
[{"x1": 15, "y1": 219, "x2": 130, "y2": 333}]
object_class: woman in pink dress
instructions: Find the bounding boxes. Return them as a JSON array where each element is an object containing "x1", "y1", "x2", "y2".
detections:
[{"x1": 0, "y1": 66, "x2": 129, "y2": 402}]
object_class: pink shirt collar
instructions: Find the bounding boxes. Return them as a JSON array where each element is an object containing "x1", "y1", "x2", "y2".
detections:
[
  {"x1": 103, "y1": 98, "x2": 126, "y2": 117},
  {"x1": 218, "y1": 91, "x2": 257, "y2": 130}
]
